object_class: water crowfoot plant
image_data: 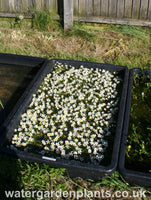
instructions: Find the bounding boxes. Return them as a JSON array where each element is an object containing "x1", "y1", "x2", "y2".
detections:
[
  {"x1": 10, "y1": 62, "x2": 122, "y2": 165},
  {"x1": 126, "y1": 70, "x2": 151, "y2": 173}
]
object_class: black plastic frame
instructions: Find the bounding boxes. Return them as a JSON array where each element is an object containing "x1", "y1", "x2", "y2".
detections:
[
  {"x1": 119, "y1": 68, "x2": 151, "y2": 187},
  {"x1": 0, "y1": 53, "x2": 46, "y2": 67},
  {"x1": 0, "y1": 59, "x2": 128, "y2": 179},
  {"x1": 0, "y1": 53, "x2": 48, "y2": 133}
]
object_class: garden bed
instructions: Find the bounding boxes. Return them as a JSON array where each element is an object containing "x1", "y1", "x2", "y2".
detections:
[
  {"x1": 0, "y1": 59, "x2": 128, "y2": 179},
  {"x1": 119, "y1": 68, "x2": 151, "y2": 187},
  {"x1": 0, "y1": 53, "x2": 47, "y2": 134}
]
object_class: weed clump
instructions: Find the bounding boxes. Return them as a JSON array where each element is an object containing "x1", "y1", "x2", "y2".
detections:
[{"x1": 33, "y1": 11, "x2": 60, "y2": 31}]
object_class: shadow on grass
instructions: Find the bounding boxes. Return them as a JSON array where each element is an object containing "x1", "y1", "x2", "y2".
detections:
[{"x1": 0, "y1": 153, "x2": 23, "y2": 200}]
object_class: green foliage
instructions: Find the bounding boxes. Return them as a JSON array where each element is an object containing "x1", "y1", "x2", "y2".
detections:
[
  {"x1": 21, "y1": 162, "x2": 66, "y2": 191},
  {"x1": 9, "y1": 15, "x2": 24, "y2": 28},
  {"x1": 33, "y1": 11, "x2": 50, "y2": 31},
  {"x1": 65, "y1": 22, "x2": 96, "y2": 41},
  {"x1": 33, "y1": 11, "x2": 60, "y2": 31},
  {"x1": 94, "y1": 171, "x2": 131, "y2": 191},
  {"x1": 0, "y1": 99, "x2": 4, "y2": 109},
  {"x1": 110, "y1": 24, "x2": 151, "y2": 40},
  {"x1": 126, "y1": 71, "x2": 151, "y2": 173},
  {"x1": 0, "y1": 153, "x2": 67, "y2": 197},
  {"x1": 54, "y1": 51, "x2": 98, "y2": 63},
  {"x1": 92, "y1": 171, "x2": 151, "y2": 197},
  {"x1": 0, "y1": 20, "x2": 151, "y2": 195}
]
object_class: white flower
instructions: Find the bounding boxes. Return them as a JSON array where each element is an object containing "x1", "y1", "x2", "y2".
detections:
[
  {"x1": 19, "y1": 15, "x2": 24, "y2": 20},
  {"x1": 11, "y1": 61, "x2": 121, "y2": 165}
]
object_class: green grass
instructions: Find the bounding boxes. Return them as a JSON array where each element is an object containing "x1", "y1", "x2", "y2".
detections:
[
  {"x1": 33, "y1": 11, "x2": 61, "y2": 31},
  {"x1": 0, "y1": 19, "x2": 150, "y2": 69},
  {"x1": 0, "y1": 153, "x2": 151, "y2": 200},
  {"x1": 93, "y1": 171, "x2": 149, "y2": 193},
  {"x1": 0, "y1": 18, "x2": 151, "y2": 199},
  {"x1": 64, "y1": 22, "x2": 96, "y2": 42},
  {"x1": 0, "y1": 154, "x2": 67, "y2": 200},
  {"x1": 110, "y1": 24, "x2": 151, "y2": 40}
]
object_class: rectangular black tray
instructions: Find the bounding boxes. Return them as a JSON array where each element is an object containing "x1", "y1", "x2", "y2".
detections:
[
  {"x1": 119, "y1": 68, "x2": 151, "y2": 187},
  {"x1": 0, "y1": 59, "x2": 128, "y2": 179},
  {"x1": 0, "y1": 53, "x2": 48, "y2": 134}
]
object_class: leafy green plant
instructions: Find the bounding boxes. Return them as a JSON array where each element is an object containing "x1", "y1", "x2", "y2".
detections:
[
  {"x1": 126, "y1": 71, "x2": 151, "y2": 173},
  {"x1": 9, "y1": 15, "x2": 24, "y2": 28},
  {"x1": 0, "y1": 99, "x2": 4, "y2": 109},
  {"x1": 33, "y1": 11, "x2": 50, "y2": 31},
  {"x1": 33, "y1": 11, "x2": 60, "y2": 31}
]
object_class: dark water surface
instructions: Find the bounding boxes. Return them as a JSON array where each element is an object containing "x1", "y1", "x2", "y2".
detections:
[{"x1": 0, "y1": 63, "x2": 39, "y2": 126}]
